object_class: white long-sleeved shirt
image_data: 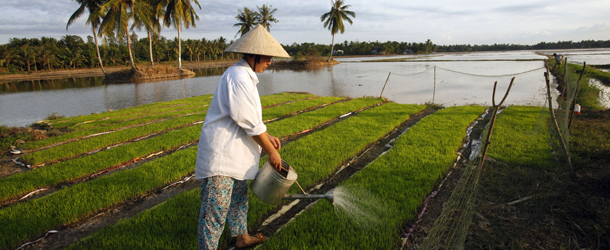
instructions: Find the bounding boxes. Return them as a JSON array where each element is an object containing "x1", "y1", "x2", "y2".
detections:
[{"x1": 195, "y1": 59, "x2": 267, "y2": 180}]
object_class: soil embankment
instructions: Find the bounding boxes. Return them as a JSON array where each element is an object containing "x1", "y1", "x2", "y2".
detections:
[{"x1": 0, "y1": 60, "x2": 237, "y2": 83}]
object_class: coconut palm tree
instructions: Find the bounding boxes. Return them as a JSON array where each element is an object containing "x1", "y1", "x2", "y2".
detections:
[
  {"x1": 158, "y1": 0, "x2": 201, "y2": 69},
  {"x1": 132, "y1": 0, "x2": 162, "y2": 66},
  {"x1": 233, "y1": 7, "x2": 257, "y2": 38},
  {"x1": 320, "y1": 0, "x2": 355, "y2": 62},
  {"x1": 100, "y1": 0, "x2": 148, "y2": 70},
  {"x1": 67, "y1": 0, "x2": 107, "y2": 74},
  {"x1": 256, "y1": 4, "x2": 278, "y2": 32}
]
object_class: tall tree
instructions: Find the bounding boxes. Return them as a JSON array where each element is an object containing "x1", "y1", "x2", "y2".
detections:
[
  {"x1": 158, "y1": 0, "x2": 201, "y2": 69},
  {"x1": 67, "y1": 0, "x2": 107, "y2": 74},
  {"x1": 320, "y1": 0, "x2": 355, "y2": 61},
  {"x1": 233, "y1": 7, "x2": 257, "y2": 38},
  {"x1": 256, "y1": 4, "x2": 278, "y2": 32},
  {"x1": 100, "y1": 0, "x2": 148, "y2": 70},
  {"x1": 133, "y1": 0, "x2": 161, "y2": 66}
]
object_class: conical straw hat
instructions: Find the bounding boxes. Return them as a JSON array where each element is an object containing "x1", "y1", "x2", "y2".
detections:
[{"x1": 225, "y1": 24, "x2": 290, "y2": 58}]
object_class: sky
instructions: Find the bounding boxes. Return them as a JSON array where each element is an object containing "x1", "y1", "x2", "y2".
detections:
[{"x1": 0, "y1": 0, "x2": 609, "y2": 46}]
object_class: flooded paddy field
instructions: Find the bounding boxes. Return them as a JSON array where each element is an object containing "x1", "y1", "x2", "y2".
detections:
[{"x1": 2, "y1": 49, "x2": 609, "y2": 127}]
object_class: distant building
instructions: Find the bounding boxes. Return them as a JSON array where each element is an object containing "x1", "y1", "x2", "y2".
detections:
[
  {"x1": 403, "y1": 49, "x2": 413, "y2": 54},
  {"x1": 332, "y1": 50, "x2": 344, "y2": 55}
]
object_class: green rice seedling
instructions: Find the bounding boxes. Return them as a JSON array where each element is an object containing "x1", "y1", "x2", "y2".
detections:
[
  {"x1": 262, "y1": 96, "x2": 346, "y2": 121},
  {"x1": 70, "y1": 100, "x2": 212, "y2": 131},
  {"x1": 486, "y1": 105, "x2": 556, "y2": 167},
  {"x1": 267, "y1": 97, "x2": 383, "y2": 137},
  {"x1": 0, "y1": 125, "x2": 202, "y2": 203},
  {"x1": 0, "y1": 146, "x2": 199, "y2": 250},
  {"x1": 63, "y1": 188, "x2": 201, "y2": 250},
  {"x1": 20, "y1": 102, "x2": 212, "y2": 150},
  {"x1": 1, "y1": 95, "x2": 343, "y2": 205},
  {"x1": 260, "y1": 92, "x2": 316, "y2": 107},
  {"x1": 21, "y1": 113, "x2": 208, "y2": 166},
  {"x1": 58, "y1": 103, "x2": 427, "y2": 250},
  {"x1": 21, "y1": 95, "x2": 342, "y2": 166},
  {"x1": 260, "y1": 105, "x2": 486, "y2": 249},
  {"x1": 50, "y1": 94, "x2": 214, "y2": 128}
]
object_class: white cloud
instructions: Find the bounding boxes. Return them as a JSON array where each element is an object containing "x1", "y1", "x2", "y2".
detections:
[{"x1": 0, "y1": 0, "x2": 608, "y2": 46}]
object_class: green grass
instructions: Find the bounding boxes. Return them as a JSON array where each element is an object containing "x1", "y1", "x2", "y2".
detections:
[
  {"x1": 261, "y1": 105, "x2": 486, "y2": 249},
  {"x1": 486, "y1": 106, "x2": 556, "y2": 168},
  {"x1": 60, "y1": 103, "x2": 426, "y2": 249}
]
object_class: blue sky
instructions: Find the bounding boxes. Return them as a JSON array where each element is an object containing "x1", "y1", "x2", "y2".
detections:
[{"x1": 1, "y1": 0, "x2": 608, "y2": 46}]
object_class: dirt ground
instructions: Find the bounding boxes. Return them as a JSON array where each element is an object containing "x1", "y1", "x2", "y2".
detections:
[{"x1": 407, "y1": 108, "x2": 610, "y2": 249}]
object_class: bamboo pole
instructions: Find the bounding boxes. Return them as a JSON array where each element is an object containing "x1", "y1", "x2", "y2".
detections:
[
  {"x1": 568, "y1": 62, "x2": 586, "y2": 128},
  {"x1": 544, "y1": 69, "x2": 573, "y2": 171},
  {"x1": 379, "y1": 72, "x2": 391, "y2": 98},
  {"x1": 478, "y1": 77, "x2": 515, "y2": 172},
  {"x1": 433, "y1": 66, "x2": 436, "y2": 103}
]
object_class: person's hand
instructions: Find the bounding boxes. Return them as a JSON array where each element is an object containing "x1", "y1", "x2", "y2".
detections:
[
  {"x1": 267, "y1": 134, "x2": 281, "y2": 150},
  {"x1": 268, "y1": 151, "x2": 282, "y2": 171}
]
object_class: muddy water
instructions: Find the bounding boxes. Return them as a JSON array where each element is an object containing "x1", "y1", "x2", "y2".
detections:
[{"x1": 2, "y1": 50, "x2": 599, "y2": 127}]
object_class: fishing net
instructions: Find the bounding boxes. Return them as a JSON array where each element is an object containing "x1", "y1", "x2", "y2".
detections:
[{"x1": 415, "y1": 57, "x2": 582, "y2": 249}]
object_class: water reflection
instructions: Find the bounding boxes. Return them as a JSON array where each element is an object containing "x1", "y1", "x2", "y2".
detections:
[{"x1": 3, "y1": 50, "x2": 606, "y2": 127}]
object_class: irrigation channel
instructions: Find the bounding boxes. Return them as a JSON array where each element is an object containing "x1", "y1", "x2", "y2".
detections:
[
  {"x1": 4, "y1": 49, "x2": 595, "y2": 127},
  {"x1": 1, "y1": 49, "x2": 607, "y2": 249}
]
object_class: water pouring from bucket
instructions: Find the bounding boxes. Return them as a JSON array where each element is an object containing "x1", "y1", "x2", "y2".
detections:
[{"x1": 250, "y1": 160, "x2": 334, "y2": 205}]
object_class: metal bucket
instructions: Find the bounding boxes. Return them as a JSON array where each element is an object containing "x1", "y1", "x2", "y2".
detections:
[{"x1": 250, "y1": 160, "x2": 297, "y2": 205}]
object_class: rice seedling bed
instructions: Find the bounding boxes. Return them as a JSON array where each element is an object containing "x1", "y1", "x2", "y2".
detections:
[
  {"x1": 0, "y1": 125, "x2": 203, "y2": 205},
  {"x1": 260, "y1": 106, "x2": 487, "y2": 249},
  {"x1": 262, "y1": 96, "x2": 346, "y2": 121},
  {"x1": 21, "y1": 112, "x2": 208, "y2": 166},
  {"x1": 260, "y1": 92, "x2": 316, "y2": 107},
  {"x1": 1, "y1": 94, "x2": 344, "y2": 206},
  {"x1": 50, "y1": 94, "x2": 214, "y2": 128},
  {"x1": 68, "y1": 99, "x2": 212, "y2": 131},
  {"x1": 0, "y1": 146, "x2": 200, "y2": 250},
  {"x1": 486, "y1": 105, "x2": 556, "y2": 167},
  {"x1": 267, "y1": 98, "x2": 383, "y2": 137},
  {"x1": 60, "y1": 103, "x2": 427, "y2": 249},
  {"x1": 19, "y1": 94, "x2": 346, "y2": 167},
  {"x1": 20, "y1": 102, "x2": 211, "y2": 151}
]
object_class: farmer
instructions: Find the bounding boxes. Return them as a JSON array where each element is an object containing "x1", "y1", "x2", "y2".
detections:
[
  {"x1": 195, "y1": 24, "x2": 290, "y2": 250},
  {"x1": 553, "y1": 53, "x2": 563, "y2": 68}
]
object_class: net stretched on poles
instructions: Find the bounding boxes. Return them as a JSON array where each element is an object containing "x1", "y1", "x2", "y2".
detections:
[{"x1": 417, "y1": 58, "x2": 583, "y2": 249}]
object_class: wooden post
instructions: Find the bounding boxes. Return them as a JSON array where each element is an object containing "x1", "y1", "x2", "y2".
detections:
[
  {"x1": 544, "y1": 69, "x2": 573, "y2": 171},
  {"x1": 379, "y1": 72, "x2": 391, "y2": 98},
  {"x1": 568, "y1": 62, "x2": 586, "y2": 128},
  {"x1": 433, "y1": 66, "x2": 437, "y2": 103}
]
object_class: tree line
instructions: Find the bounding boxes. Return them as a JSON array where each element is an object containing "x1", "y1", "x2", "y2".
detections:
[
  {"x1": 0, "y1": 34, "x2": 232, "y2": 73},
  {"x1": 437, "y1": 40, "x2": 610, "y2": 52}
]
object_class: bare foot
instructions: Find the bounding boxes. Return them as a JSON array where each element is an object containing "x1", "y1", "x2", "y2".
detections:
[{"x1": 236, "y1": 233, "x2": 266, "y2": 248}]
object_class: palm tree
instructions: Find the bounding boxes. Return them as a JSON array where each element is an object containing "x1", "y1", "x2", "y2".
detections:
[
  {"x1": 320, "y1": 0, "x2": 355, "y2": 61},
  {"x1": 100, "y1": 0, "x2": 148, "y2": 70},
  {"x1": 132, "y1": 0, "x2": 161, "y2": 66},
  {"x1": 256, "y1": 4, "x2": 278, "y2": 32},
  {"x1": 158, "y1": 0, "x2": 201, "y2": 69},
  {"x1": 233, "y1": 7, "x2": 257, "y2": 38},
  {"x1": 67, "y1": 0, "x2": 107, "y2": 74}
]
